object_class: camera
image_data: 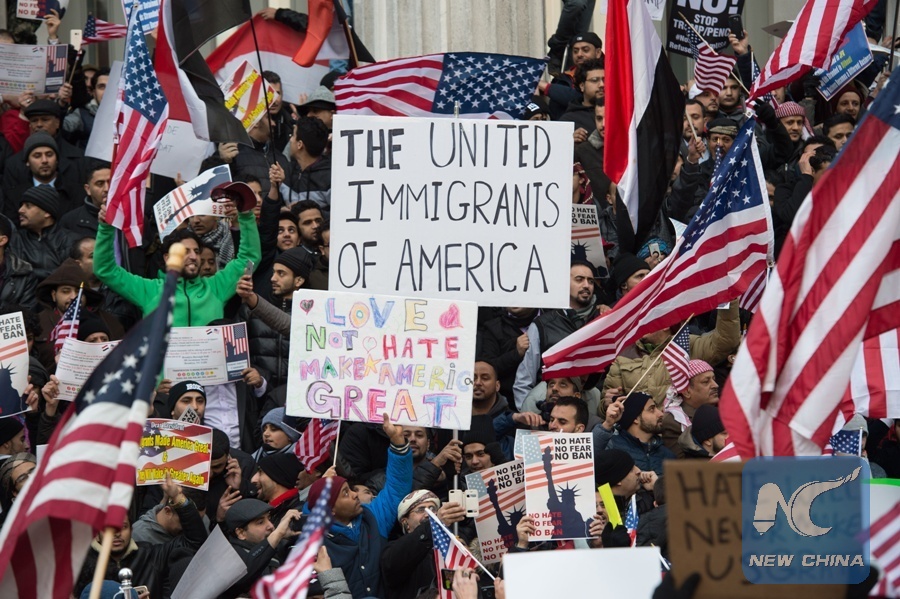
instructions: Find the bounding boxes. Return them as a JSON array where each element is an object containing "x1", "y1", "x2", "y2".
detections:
[{"x1": 536, "y1": 399, "x2": 556, "y2": 424}]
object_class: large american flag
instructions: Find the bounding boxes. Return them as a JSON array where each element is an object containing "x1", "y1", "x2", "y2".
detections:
[
  {"x1": 662, "y1": 326, "x2": 692, "y2": 393},
  {"x1": 842, "y1": 329, "x2": 900, "y2": 419},
  {"x1": 83, "y1": 14, "x2": 127, "y2": 45},
  {"x1": 253, "y1": 478, "x2": 333, "y2": 599},
  {"x1": 0, "y1": 266, "x2": 178, "y2": 599},
  {"x1": 542, "y1": 120, "x2": 773, "y2": 379},
  {"x1": 870, "y1": 497, "x2": 900, "y2": 598},
  {"x1": 50, "y1": 286, "x2": 83, "y2": 355},
  {"x1": 719, "y1": 69, "x2": 900, "y2": 458},
  {"x1": 428, "y1": 507, "x2": 482, "y2": 599},
  {"x1": 739, "y1": 267, "x2": 769, "y2": 313},
  {"x1": 295, "y1": 418, "x2": 339, "y2": 473},
  {"x1": 685, "y1": 27, "x2": 737, "y2": 96},
  {"x1": 106, "y1": 5, "x2": 169, "y2": 247},
  {"x1": 748, "y1": 0, "x2": 880, "y2": 101},
  {"x1": 335, "y1": 52, "x2": 545, "y2": 119}
]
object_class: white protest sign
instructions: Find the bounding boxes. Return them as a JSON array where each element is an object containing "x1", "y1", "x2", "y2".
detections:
[
  {"x1": 521, "y1": 432, "x2": 595, "y2": 540},
  {"x1": 56, "y1": 338, "x2": 121, "y2": 401},
  {"x1": 171, "y1": 527, "x2": 248, "y2": 599},
  {"x1": 163, "y1": 323, "x2": 251, "y2": 386},
  {"x1": 504, "y1": 547, "x2": 663, "y2": 599},
  {"x1": 465, "y1": 460, "x2": 526, "y2": 564},
  {"x1": 0, "y1": 312, "x2": 30, "y2": 418},
  {"x1": 154, "y1": 165, "x2": 232, "y2": 239},
  {"x1": 0, "y1": 44, "x2": 65, "y2": 95},
  {"x1": 286, "y1": 290, "x2": 477, "y2": 430},
  {"x1": 329, "y1": 115, "x2": 573, "y2": 307},
  {"x1": 571, "y1": 203, "x2": 607, "y2": 270}
]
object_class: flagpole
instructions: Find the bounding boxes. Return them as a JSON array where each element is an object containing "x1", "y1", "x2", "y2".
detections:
[
  {"x1": 334, "y1": 0, "x2": 360, "y2": 69},
  {"x1": 622, "y1": 314, "x2": 694, "y2": 401},
  {"x1": 88, "y1": 527, "x2": 116, "y2": 599},
  {"x1": 678, "y1": 12, "x2": 751, "y2": 96},
  {"x1": 425, "y1": 508, "x2": 495, "y2": 581},
  {"x1": 248, "y1": 17, "x2": 276, "y2": 165},
  {"x1": 331, "y1": 420, "x2": 342, "y2": 468}
]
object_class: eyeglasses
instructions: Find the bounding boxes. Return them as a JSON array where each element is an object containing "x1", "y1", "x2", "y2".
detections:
[{"x1": 409, "y1": 505, "x2": 431, "y2": 515}]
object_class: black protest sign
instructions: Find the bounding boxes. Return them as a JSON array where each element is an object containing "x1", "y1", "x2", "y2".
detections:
[{"x1": 667, "y1": 0, "x2": 745, "y2": 58}]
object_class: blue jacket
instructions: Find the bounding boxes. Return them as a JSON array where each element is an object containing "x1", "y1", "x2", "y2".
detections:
[
  {"x1": 325, "y1": 445, "x2": 413, "y2": 598},
  {"x1": 593, "y1": 425, "x2": 674, "y2": 476}
]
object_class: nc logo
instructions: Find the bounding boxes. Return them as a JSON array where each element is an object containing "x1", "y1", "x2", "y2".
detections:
[{"x1": 752, "y1": 466, "x2": 861, "y2": 537}]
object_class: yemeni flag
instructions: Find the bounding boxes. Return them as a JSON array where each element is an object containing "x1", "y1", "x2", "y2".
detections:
[
  {"x1": 604, "y1": 0, "x2": 684, "y2": 253},
  {"x1": 207, "y1": 15, "x2": 345, "y2": 109},
  {"x1": 155, "y1": 0, "x2": 251, "y2": 143}
]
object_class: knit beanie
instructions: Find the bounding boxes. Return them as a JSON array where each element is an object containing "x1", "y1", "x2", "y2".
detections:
[
  {"x1": 691, "y1": 404, "x2": 725, "y2": 444},
  {"x1": 22, "y1": 131, "x2": 58, "y2": 159},
  {"x1": 258, "y1": 452, "x2": 304, "y2": 489},
  {"x1": 594, "y1": 449, "x2": 635, "y2": 487},
  {"x1": 612, "y1": 253, "x2": 648, "y2": 288},
  {"x1": 619, "y1": 392, "x2": 652, "y2": 430},
  {"x1": 0, "y1": 417, "x2": 24, "y2": 445},
  {"x1": 260, "y1": 407, "x2": 302, "y2": 443},
  {"x1": 460, "y1": 416, "x2": 496, "y2": 448},
  {"x1": 307, "y1": 476, "x2": 347, "y2": 511},
  {"x1": 21, "y1": 184, "x2": 61, "y2": 220},
  {"x1": 274, "y1": 247, "x2": 314, "y2": 280},
  {"x1": 77, "y1": 313, "x2": 111, "y2": 341},
  {"x1": 166, "y1": 381, "x2": 206, "y2": 417}
]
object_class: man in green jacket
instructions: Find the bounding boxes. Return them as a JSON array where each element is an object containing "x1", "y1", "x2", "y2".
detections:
[{"x1": 94, "y1": 198, "x2": 261, "y2": 327}]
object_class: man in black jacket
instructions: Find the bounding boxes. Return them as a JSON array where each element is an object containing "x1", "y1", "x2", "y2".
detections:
[
  {"x1": 272, "y1": 116, "x2": 331, "y2": 210},
  {"x1": 479, "y1": 307, "x2": 540, "y2": 404},
  {"x1": 0, "y1": 218, "x2": 37, "y2": 310},
  {"x1": 10, "y1": 185, "x2": 72, "y2": 280},
  {"x1": 74, "y1": 478, "x2": 207, "y2": 599},
  {"x1": 560, "y1": 58, "x2": 604, "y2": 143},
  {"x1": 58, "y1": 161, "x2": 109, "y2": 239}
]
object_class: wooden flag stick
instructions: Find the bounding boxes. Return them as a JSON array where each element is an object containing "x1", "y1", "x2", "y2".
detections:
[
  {"x1": 622, "y1": 315, "x2": 694, "y2": 401},
  {"x1": 88, "y1": 527, "x2": 116, "y2": 599},
  {"x1": 686, "y1": 108, "x2": 700, "y2": 142},
  {"x1": 331, "y1": 420, "x2": 342, "y2": 468}
]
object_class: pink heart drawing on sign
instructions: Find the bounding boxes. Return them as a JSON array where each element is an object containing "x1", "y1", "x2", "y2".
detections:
[
  {"x1": 299, "y1": 299, "x2": 314, "y2": 314},
  {"x1": 439, "y1": 304, "x2": 462, "y2": 329}
]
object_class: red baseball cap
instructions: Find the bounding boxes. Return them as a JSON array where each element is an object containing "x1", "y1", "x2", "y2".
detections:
[{"x1": 211, "y1": 181, "x2": 257, "y2": 213}]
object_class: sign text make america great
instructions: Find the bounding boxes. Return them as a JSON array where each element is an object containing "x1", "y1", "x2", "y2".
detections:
[{"x1": 330, "y1": 115, "x2": 574, "y2": 307}]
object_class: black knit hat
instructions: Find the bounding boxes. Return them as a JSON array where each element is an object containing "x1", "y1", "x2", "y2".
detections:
[
  {"x1": 594, "y1": 449, "x2": 635, "y2": 487},
  {"x1": 691, "y1": 404, "x2": 725, "y2": 444},
  {"x1": 571, "y1": 32, "x2": 602, "y2": 50},
  {"x1": 612, "y1": 253, "x2": 648, "y2": 288},
  {"x1": 22, "y1": 131, "x2": 58, "y2": 159},
  {"x1": 166, "y1": 381, "x2": 205, "y2": 417},
  {"x1": 77, "y1": 313, "x2": 111, "y2": 342},
  {"x1": 21, "y1": 184, "x2": 61, "y2": 220},
  {"x1": 274, "y1": 247, "x2": 313, "y2": 280},
  {"x1": 619, "y1": 392, "x2": 652, "y2": 430},
  {"x1": 258, "y1": 452, "x2": 303, "y2": 490},
  {"x1": 460, "y1": 417, "x2": 496, "y2": 448},
  {"x1": 0, "y1": 417, "x2": 24, "y2": 446}
]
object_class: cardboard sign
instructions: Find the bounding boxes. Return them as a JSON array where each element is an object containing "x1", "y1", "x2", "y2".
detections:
[
  {"x1": 163, "y1": 323, "x2": 251, "y2": 386},
  {"x1": 0, "y1": 312, "x2": 30, "y2": 418},
  {"x1": 220, "y1": 61, "x2": 276, "y2": 131},
  {"x1": 667, "y1": 0, "x2": 746, "y2": 57},
  {"x1": 0, "y1": 44, "x2": 67, "y2": 95},
  {"x1": 16, "y1": 0, "x2": 66, "y2": 20},
  {"x1": 123, "y1": 0, "x2": 159, "y2": 35},
  {"x1": 504, "y1": 547, "x2": 663, "y2": 599},
  {"x1": 329, "y1": 115, "x2": 574, "y2": 307},
  {"x1": 817, "y1": 24, "x2": 874, "y2": 101},
  {"x1": 56, "y1": 338, "x2": 121, "y2": 401},
  {"x1": 154, "y1": 165, "x2": 232, "y2": 238},
  {"x1": 665, "y1": 460, "x2": 844, "y2": 599},
  {"x1": 137, "y1": 419, "x2": 213, "y2": 490},
  {"x1": 571, "y1": 203, "x2": 607, "y2": 271},
  {"x1": 465, "y1": 460, "x2": 526, "y2": 564},
  {"x1": 521, "y1": 433, "x2": 594, "y2": 540},
  {"x1": 285, "y1": 290, "x2": 477, "y2": 430}
]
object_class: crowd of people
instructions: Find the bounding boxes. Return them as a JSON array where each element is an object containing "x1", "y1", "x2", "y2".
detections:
[{"x1": 0, "y1": 3, "x2": 896, "y2": 599}]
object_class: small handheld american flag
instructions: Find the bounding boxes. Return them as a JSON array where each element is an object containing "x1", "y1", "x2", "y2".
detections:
[
  {"x1": 50, "y1": 286, "x2": 83, "y2": 355},
  {"x1": 823, "y1": 429, "x2": 863, "y2": 456},
  {"x1": 295, "y1": 419, "x2": 340, "y2": 473},
  {"x1": 661, "y1": 326, "x2": 691, "y2": 393},
  {"x1": 624, "y1": 494, "x2": 639, "y2": 546},
  {"x1": 685, "y1": 27, "x2": 737, "y2": 96},
  {"x1": 83, "y1": 14, "x2": 127, "y2": 45}
]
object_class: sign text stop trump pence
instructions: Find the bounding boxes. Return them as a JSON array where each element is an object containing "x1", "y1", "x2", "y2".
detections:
[
  {"x1": 286, "y1": 290, "x2": 478, "y2": 430},
  {"x1": 329, "y1": 115, "x2": 573, "y2": 307}
]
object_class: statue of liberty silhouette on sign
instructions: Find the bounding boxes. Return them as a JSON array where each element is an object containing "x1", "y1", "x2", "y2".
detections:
[
  {"x1": 485, "y1": 478, "x2": 525, "y2": 550},
  {"x1": 542, "y1": 445, "x2": 591, "y2": 538}
]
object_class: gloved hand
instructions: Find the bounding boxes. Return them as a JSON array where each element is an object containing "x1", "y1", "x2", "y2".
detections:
[
  {"x1": 801, "y1": 72, "x2": 821, "y2": 100},
  {"x1": 653, "y1": 572, "x2": 701, "y2": 599},
  {"x1": 600, "y1": 522, "x2": 632, "y2": 548},
  {"x1": 754, "y1": 100, "x2": 778, "y2": 128}
]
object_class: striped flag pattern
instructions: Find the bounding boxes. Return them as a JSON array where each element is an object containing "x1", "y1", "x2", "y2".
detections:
[
  {"x1": 543, "y1": 120, "x2": 772, "y2": 379},
  {"x1": 719, "y1": 69, "x2": 900, "y2": 458},
  {"x1": 0, "y1": 338, "x2": 28, "y2": 364},
  {"x1": 842, "y1": 329, "x2": 900, "y2": 419},
  {"x1": 662, "y1": 327, "x2": 692, "y2": 393},
  {"x1": 0, "y1": 264, "x2": 179, "y2": 599},
  {"x1": 686, "y1": 27, "x2": 737, "y2": 96},
  {"x1": 223, "y1": 323, "x2": 248, "y2": 356},
  {"x1": 252, "y1": 478, "x2": 333, "y2": 599},
  {"x1": 46, "y1": 45, "x2": 67, "y2": 76},
  {"x1": 335, "y1": 52, "x2": 544, "y2": 119},
  {"x1": 624, "y1": 494, "x2": 639, "y2": 546},
  {"x1": 475, "y1": 479, "x2": 525, "y2": 525},
  {"x1": 709, "y1": 441, "x2": 742, "y2": 462},
  {"x1": 748, "y1": 0, "x2": 880, "y2": 101},
  {"x1": 869, "y1": 498, "x2": 900, "y2": 597},
  {"x1": 429, "y1": 507, "x2": 482, "y2": 599},
  {"x1": 107, "y1": 5, "x2": 169, "y2": 247},
  {"x1": 739, "y1": 267, "x2": 769, "y2": 313},
  {"x1": 295, "y1": 419, "x2": 339, "y2": 473},
  {"x1": 50, "y1": 287, "x2": 83, "y2": 355},
  {"x1": 83, "y1": 14, "x2": 127, "y2": 44}
]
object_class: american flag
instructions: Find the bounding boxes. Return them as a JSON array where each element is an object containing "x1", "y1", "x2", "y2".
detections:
[
  {"x1": 719, "y1": 69, "x2": 900, "y2": 458},
  {"x1": 45, "y1": 45, "x2": 67, "y2": 79},
  {"x1": 106, "y1": 5, "x2": 169, "y2": 248},
  {"x1": 429, "y1": 507, "x2": 482, "y2": 599},
  {"x1": 748, "y1": 0, "x2": 880, "y2": 102},
  {"x1": 841, "y1": 329, "x2": 900, "y2": 420},
  {"x1": 542, "y1": 120, "x2": 772, "y2": 379},
  {"x1": 50, "y1": 286, "x2": 83, "y2": 355},
  {"x1": 869, "y1": 497, "x2": 900, "y2": 598},
  {"x1": 83, "y1": 14, "x2": 127, "y2": 45},
  {"x1": 739, "y1": 267, "x2": 769, "y2": 313},
  {"x1": 748, "y1": 55, "x2": 775, "y2": 107},
  {"x1": 253, "y1": 478, "x2": 333, "y2": 599},
  {"x1": 468, "y1": 463, "x2": 526, "y2": 526},
  {"x1": 709, "y1": 441, "x2": 741, "y2": 462},
  {"x1": 295, "y1": 418, "x2": 339, "y2": 473},
  {"x1": 624, "y1": 494, "x2": 638, "y2": 546},
  {"x1": 685, "y1": 27, "x2": 737, "y2": 97},
  {"x1": 223, "y1": 323, "x2": 248, "y2": 356},
  {"x1": 823, "y1": 429, "x2": 862, "y2": 456},
  {"x1": 335, "y1": 52, "x2": 545, "y2": 119},
  {"x1": 662, "y1": 326, "x2": 692, "y2": 393},
  {"x1": 0, "y1": 264, "x2": 178, "y2": 599}
]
